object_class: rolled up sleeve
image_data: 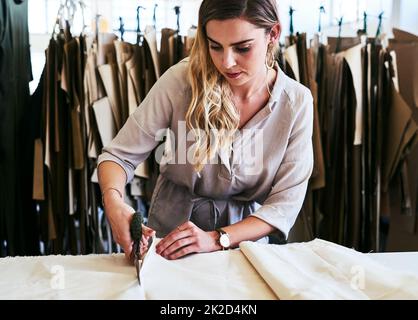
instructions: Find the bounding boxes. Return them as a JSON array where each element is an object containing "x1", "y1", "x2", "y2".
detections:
[{"x1": 251, "y1": 93, "x2": 314, "y2": 239}]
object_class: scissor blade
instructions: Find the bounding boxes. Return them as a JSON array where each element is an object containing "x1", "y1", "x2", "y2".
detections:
[
  {"x1": 139, "y1": 236, "x2": 153, "y2": 260},
  {"x1": 134, "y1": 258, "x2": 142, "y2": 285},
  {"x1": 136, "y1": 236, "x2": 154, "y2": 285}
]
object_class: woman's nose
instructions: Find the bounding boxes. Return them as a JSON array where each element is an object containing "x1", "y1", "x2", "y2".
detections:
[{"x1": 222, "y1": 50, "x2": 236, "y2": 69}]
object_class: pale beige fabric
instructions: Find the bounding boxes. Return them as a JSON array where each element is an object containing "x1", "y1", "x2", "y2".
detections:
[
  {"x1": 144, "y1": 26, "x2": 161, "y2": 80},
  {"x1": 284, "y1": 44, "x2": 300, "y2": 82},
  {"x1": 84, "y1": 39, "x2": 101, "y2": 159},
  {"x1": 140, "y1": 238, "x2": 277, "y2": 300},
  {"x1": 126, "y1": 46, "x2": 143, "y2": 115},
  {"x1": 1, "y1": 242, "x2": 417, "y2": 300},
  {"x1": 92, "y1": 97, "x2": 117, "y2": 148},
  {"x1": 114, "y1": 40, "x2": 134, "y2": 124},
  {"x1": 341, "y1": 44, "x2": 364, "y2": 146},
  {"x1": 240, "y1": 239, "x2": 418, "y2": 300},
  {"x1": 98, "y1": 64, "x2": 123, "y2": 131},
  {"x1": 98, "y1": 59, "x2": 314, "y2": 239},
  {"x1": 0, "y1": 254, "x2": 144, "y2": 300}
]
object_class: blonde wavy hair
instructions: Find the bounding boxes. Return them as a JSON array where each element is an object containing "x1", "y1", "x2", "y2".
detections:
[{"x1": 186, "y1": 0, "x2": 281, "y2": 173}]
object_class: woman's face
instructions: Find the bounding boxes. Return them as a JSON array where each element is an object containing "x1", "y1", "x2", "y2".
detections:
[{"x1": 206, "y1": 18, "x2": 272, "y2": 87}]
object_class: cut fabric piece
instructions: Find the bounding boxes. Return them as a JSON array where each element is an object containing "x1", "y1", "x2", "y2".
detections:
[
  {"x1": 284, "y1": 44, "x2": 300, "y2": 82},
  {"x1": 114, "y1": 40, "x2": 134, "y2": 124},
  {"x1": 92, "y1": 97, "x2": 117, "y2": 148},
  {"x1": 33, "y1": 138, "x2": 45, "y2": 200},
  {"x1": 382, "y1": 83, "x2": 418, "y2": 191},
  {"x1": 144, "y1": 26, "x2": 161, "y2": 80},
  {"x1": 240, "y1": 239, "x2": 418, "y2": 300},
  {"x1": 390, "y1": 28, "x2": 418, "y2": 110},
  {"x1": 126, "y1": 45, "x2": 144, "y2": 114},
  {"x1": 307, "y1": 48, "x2": 325, "y2": 190},
  {"x1": 341, "y1": 44, "x2": 363, "y2": 146},
  {"x1": 328, "y1": 37, "x2": 360, "y2": 54},
  {"x1": 98, "y1": 64, "x2": 123, "y2": 131},
  {"x1": 183, "y1": 27, "x2": 196, "y2": 57},
  {"x1": 62, "y1": 37, "x2": 85, "y2": 170}
]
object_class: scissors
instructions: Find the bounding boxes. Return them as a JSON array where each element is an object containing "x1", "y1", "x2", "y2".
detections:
[{"x1": 130, "y1": 212, "x2": 152, "y2": 285}]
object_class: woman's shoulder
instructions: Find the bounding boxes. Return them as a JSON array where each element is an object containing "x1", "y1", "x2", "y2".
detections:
[
  {"x1": 160, "y1": 58, "x2": 191, "y2": 90},
  {"x1": 271, "y1": 67, "x2": 313, "y2": 123},
  {"x1": 280, "y1": 71, "x2": 313, "y2": 109},
  {"x1": 146, "y1": 58, "x2": 191, "y2": 115}
]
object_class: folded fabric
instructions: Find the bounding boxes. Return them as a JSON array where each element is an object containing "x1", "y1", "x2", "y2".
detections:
[
  {"x1": 240, "y1": 239, "x2": 418, "y2": 300},
  {"x1": 140, "y1": 238, "x2": 277, "y2": 300}
]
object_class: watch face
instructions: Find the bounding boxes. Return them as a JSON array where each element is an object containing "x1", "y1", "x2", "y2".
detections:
[{"x1": 220, "y1": 234, "x2": 230, "y2": 248}]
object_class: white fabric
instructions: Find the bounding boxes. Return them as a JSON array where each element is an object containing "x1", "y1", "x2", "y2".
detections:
[
  {"x1": 284, "y1": 44, "x2": 300, "y2": 82},
  {"x1": 341, "y1": 44, "x2": 364, "y2": 146},
  {"x1": 0, "y1": 254, "x2": 144, "y2": 300},
  {"x1": 240, "y1": 239, "x2": 418, "y2": 300},
  {"x1": 140, "y1": 238, "x2": 277, "y2": 300},
  {"x1": 1, "y1": 239, "x2": 418, "y2": 300},
  {"x1": 370, "y1": 252, "x2": 418, "y2": 276}
]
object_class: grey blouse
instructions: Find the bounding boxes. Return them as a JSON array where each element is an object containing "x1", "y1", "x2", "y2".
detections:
[{"x1": 98, "y1": 59, "x2": 314, "y2": 240}]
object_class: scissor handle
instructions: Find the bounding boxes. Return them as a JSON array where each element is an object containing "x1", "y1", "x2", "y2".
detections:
[{"x1": 130, "y1": 212, "x2": 143, "y2": 242}]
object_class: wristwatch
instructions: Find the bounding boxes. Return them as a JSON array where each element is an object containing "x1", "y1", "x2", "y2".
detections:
[{"x1": 216, "y1": 228, "x2": 231, "y2": 250}]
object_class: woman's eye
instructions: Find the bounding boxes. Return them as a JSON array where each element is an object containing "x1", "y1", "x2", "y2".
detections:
[
  {"x1": 235, "y1": 47, "x2": 251, "y2": 53},
  {"x1": 209, "y1": 46, "x2": 222, "y2": 51}
]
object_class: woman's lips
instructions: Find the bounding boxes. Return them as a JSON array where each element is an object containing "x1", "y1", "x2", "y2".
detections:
[{"x1": 225, "y1": 72, "x2": 242, "y2": 79}]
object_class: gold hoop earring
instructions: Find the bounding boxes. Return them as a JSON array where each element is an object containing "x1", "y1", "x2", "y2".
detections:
[{"x1": 265, "y1": 45, "x2": 275, "y2": 70}]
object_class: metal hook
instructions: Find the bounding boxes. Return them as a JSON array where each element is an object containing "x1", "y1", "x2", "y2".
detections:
[
  {"x1": 119, "y1": 17, "x2": 125, "y2": 41},
  {"x1": 95, "y1": 14, "x2": 101, "y2": 43},
  {"x1": 136, "y1": 6, "x2": 146, "y2": 44},
  {"x1": 153, "y1": 4, "x2": 158, "y2": 29},
  {"x1": 174, "y1": 6, "x2": 181, "y2": 33},
  {"x1": 318, "y1": 5, "x2": 326, "y2": 33},
  {"x1": 289, "y1": 6, "x2": 295, "y2": 36},
  {"x1": 51, "y1": 3, "x2": 65, "y2": 38},
  {"x1": 79, "y1": 0, "x2": 87, "y2": 33},
  {"x1": 363, "y1": 12, "x2": 368, "y2": 35},
  {"x1": 375, "y1": 11, "x2": 384, "y2": 38},
  {"x1": 335, "y1": 16, "x2": 344, "y2": 53}
]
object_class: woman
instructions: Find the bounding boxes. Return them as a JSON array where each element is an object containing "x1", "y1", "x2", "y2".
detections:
[{"x1": 98, "y1": 0, "x2": 313, "y2": 260}]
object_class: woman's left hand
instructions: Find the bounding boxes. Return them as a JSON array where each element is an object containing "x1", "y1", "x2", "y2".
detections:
[{"x1": 155, "y1": 221, "x2": 220, "y2": 260}]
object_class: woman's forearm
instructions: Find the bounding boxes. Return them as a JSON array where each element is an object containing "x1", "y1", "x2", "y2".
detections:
[
  {"x1": 97, "y1": 161, "x2": 127, "y2": 206},
  {"x1": 221, "y1": 216, "x2": 276, "y2": 248},
  {"x1": 97, "y1": 161, "x2": 145, "y2": 260}
]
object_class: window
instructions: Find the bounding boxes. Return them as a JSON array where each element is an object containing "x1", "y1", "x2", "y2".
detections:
[
  {"x1": 278, "y1": 0, "x2": 394, "y2": 39},
  {"x1": 29, "y1": 0, "x2": 92, "y2": 35}
]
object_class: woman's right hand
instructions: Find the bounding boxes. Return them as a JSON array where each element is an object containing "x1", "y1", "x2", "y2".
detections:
[{"x1": 103, "y1": 190, "x2": 155, "y2": 261}]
